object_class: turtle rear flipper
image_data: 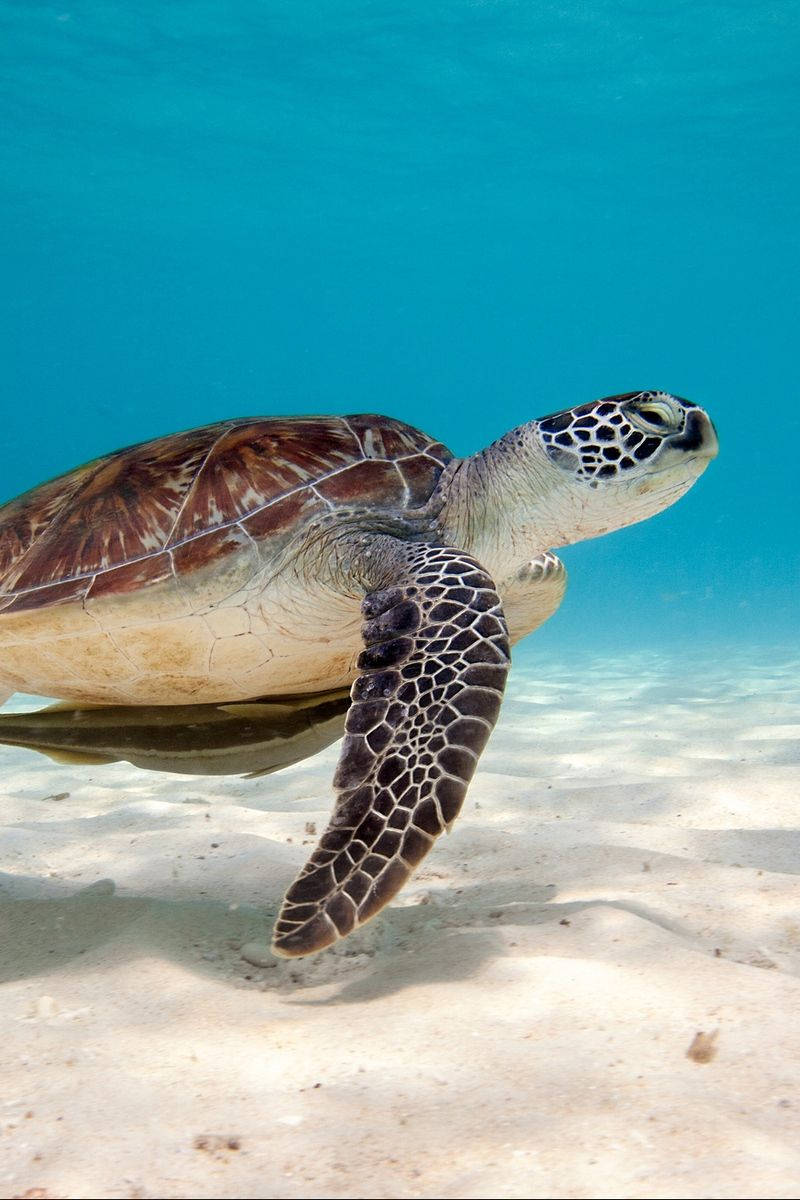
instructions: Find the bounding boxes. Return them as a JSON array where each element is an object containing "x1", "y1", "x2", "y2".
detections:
[{"x1": 272, "y1": 541, "x2": 510, "y2": 958}]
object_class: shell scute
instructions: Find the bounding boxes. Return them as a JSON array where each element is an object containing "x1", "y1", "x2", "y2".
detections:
[
  {"x1": 0, "y1": 478, "x2": 74, "y2": 582},
  {"x1": 0, "y1": 426, "x2": 214, "y2": 593},
  {"x1": 240, "y1": 489, "x2": 322, "y2": 542},
  {"x1": 396, "y1": 454, "x2": 452, "y2": 508},
  {"x1": 169, "y1": 523, "x2": 256, "y2": 577},
  {"x1": 166, "y1": 420, "x2": 362, "y2": 544},
  {"x1": 345, "y1": 415, "x2": 449, "y2": 464},
  {"x1": 86, "y1": 551, "x2": 174, "y2": 600},
  {"x1": 0, "y1": 577, "x2": 91, "y2": 615},
  {"x1": 315, "y1": 459, "x2": 406, "y2": 506}
]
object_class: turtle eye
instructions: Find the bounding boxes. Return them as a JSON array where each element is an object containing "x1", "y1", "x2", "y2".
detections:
[
  {"x1": 637, "y1": 406, "x2": 667, "y2": 426},
  {"x1": 625, "y1": 395, "x2": 683, "y2": 435}
]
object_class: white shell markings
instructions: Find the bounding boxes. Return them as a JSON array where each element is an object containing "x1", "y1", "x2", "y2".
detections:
[{"x1": 362, "y1": 427, "x2": 385, "y2": 459}]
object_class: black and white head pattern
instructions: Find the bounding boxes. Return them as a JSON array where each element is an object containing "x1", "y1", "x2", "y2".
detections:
[{"x1": 536, "y1": 391, "x2": 707, "y2": 486}]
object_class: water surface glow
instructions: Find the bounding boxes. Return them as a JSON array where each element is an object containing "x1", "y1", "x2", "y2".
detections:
[{"x1": 1, "y1": 2, "x2": 796, "y2": 646}]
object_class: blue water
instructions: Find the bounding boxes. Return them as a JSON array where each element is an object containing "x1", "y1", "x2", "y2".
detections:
[{"x1": 1, "y1": 2, "x2": 797, "y2": 651}]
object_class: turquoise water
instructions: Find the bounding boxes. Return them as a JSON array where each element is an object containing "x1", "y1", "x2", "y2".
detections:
[{"x1": 1, "y1": 2, "x2": 796, "y2": 651}]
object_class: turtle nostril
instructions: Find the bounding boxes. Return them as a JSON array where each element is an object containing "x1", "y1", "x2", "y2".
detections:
[{"x1": 669, "y1": 410, "x2": 718, "y2": 457}]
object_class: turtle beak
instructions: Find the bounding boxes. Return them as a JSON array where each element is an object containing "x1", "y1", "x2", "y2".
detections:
[{"x1": 668, "y1": 408, "x2": 719, "y2": 460}]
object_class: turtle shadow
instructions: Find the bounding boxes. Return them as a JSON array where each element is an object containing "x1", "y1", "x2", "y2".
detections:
[
  {"x1": 0, "y1": 871, "x2": 564, "y2": 995},
  {"x1": 294, "y1": 886, "x2": 698, "y2": 1006},
  {"x1": 0, "y1": 871, "x2": 513, "y2": 992},
  {"x1": 1, "y1": 828, "x2": 778, "y2": 999},
  {"x1": 0, "y1": 870, "x2": 542, "y2": 990},
  {"x1": 0, "y1": 875, "x2": 272, "y2": 986}
]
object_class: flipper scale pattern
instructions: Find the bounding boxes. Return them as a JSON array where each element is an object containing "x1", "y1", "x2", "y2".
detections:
[{"x1": 272, "y1": 543, "x2": 510, "y2": 957}]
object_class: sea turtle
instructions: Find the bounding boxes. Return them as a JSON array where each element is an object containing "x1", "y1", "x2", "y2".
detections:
[{"x1": 0, "y1": 391, "x2": 717, "y2": 956}]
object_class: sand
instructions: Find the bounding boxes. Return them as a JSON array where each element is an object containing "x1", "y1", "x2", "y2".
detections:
[{"x1": 1, "y1": 643, "x2": 799, "y2": 1200}]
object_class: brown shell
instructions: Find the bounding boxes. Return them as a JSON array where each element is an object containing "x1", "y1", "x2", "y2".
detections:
[{"x1": 0, "y1": 415, "x2": 452, "y2": 615}]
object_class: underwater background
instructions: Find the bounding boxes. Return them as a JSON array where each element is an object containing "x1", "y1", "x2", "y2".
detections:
[{"x1": 1, "y1": 1, "x2": 796, "y2": 654}]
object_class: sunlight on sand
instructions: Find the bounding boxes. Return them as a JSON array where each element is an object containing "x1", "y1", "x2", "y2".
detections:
[{"x1": 1, "y1": 643, "x2": 799, "y2": 1198}]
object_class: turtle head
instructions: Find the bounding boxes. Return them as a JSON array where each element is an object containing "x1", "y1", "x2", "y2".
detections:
[
  {"x1": 440, "y1": 390, "x2": 717, "y2": 574},
  {"x1": 520, "y1": 390, "x2": 718, "y2": 548}
]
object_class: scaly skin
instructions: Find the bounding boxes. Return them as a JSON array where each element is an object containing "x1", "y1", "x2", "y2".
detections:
[{"x1": 272, "y1": 539, "x2": 511, "y2": 956}]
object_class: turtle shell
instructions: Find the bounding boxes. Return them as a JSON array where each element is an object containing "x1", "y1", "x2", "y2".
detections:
[{"x1": 0, "y1": 415, "x2": 452, "y2": 616}]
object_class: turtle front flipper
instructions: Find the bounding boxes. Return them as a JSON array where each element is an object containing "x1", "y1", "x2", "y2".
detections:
[
  {"x1": 500, "y1": 551, "x2": 567, "y2": 645},
  {"x1": 272, "y1": 542, "x2": 511, "y2": 957}
]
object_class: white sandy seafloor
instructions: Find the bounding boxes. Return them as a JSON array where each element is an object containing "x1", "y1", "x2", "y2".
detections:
[{"x1": 1, "y1": 643, "x2": 799, "y2": 1200}]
